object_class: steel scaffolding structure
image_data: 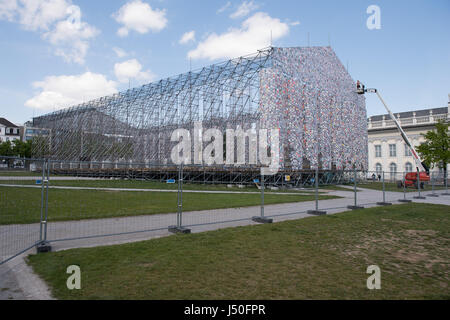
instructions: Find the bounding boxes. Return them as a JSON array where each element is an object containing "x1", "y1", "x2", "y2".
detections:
[{"x1": 32, "y1": 46, "x2": 368, "y2": 173}]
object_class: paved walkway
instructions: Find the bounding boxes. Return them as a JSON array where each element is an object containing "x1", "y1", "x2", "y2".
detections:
[
  {"x1": 0, "y1": 253, "x2": 53, "y2": 300},
  {"x1": 0, "y1": 183, "x2": 314, "y2": 195},
  {"x1": 1, "y1": 186, "x2": 449, "y2": 300}
]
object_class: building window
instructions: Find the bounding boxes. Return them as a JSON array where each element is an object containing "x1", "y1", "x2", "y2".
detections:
[
  {"x1": 390, "y1": 162, "x2": 397, "y2": 180},
  {"x1": 404, "y1": 144, "x2": 412, "y2": 156},
  {"x1": 375, "y1": 145, "x2": 382, "y2": 157},
  {"x1": 376, "y1": 163, "x2": 382, "y2": 174},
  {"x1": 405, "y1": 162, "x2": 413, "y2": 172},
  {"x1": 389, "y1": 144, "x2": 396, "y2": 157}
]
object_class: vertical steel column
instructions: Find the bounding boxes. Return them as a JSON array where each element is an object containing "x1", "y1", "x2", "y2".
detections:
[
  {"x1": 261, "y1": 173, "x2": 265, "y2": 217},
  {"x1": 413, "y1": 168, "x2": 426, "y2": 199},
  {"x1": 399, "y1": 171, "x2": 412, "y2": 203},
  {"x1": 38, "y1": 159, "x2": 45, "y2": 242},
  {"x1": 252, "y1": 173, "x2": 273, "y2": 223},
  {"x1": 307, "y1": 167, "x2": 326, "y2": 215},
  {"x1": 417, "y1": 169, "x2": 421, "y2": 197},
  {"x1": 178, "y1": 164, "x2": 183, "y2": 227},
  {"x1": 354, "y1": 168, "x2": 357, "y2": 206},
  {"x1": 444, "y1": 169, "x2": 450, "y2": 195},
  {"x1": 377, "y1": 171, "x2": 392, "y2": 206},
  {"x1": 427, "y1": 171, "x2": 439, "y2": 197},
  {"x1": 432, "y1": 171, "x2": 435, "y2": 194},
  {"x1": 315, "y1": 167, "x2": 319, "y2": 211},
  {"x1": 403, "y1": 172, "x2": 406, "y2": 199},
  {"x1": 348, "y1": 167, "x2": 364, "y2": 210},
  {"x1": 177, "y1": 164, "x2": 181, "y2": 228},
  {"x1": 169, "y1": 163, "x2": 191, "y2": 233},
  {"x1": 43, "y1": 159, "x2": 50, "y2": 241},
  {"x1": 37, "y1": 159, "x2": 52, "y2": 253}
]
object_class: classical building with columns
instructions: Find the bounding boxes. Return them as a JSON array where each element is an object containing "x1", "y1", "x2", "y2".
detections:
[{"x1": 367, "y1": 99, "x2": 449, "y2": 179}]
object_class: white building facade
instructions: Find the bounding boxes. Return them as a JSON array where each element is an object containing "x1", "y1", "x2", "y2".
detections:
[
  {"x1": 0, "y1": 118, "x2": 20, "y2": 143},
  {"x1": 367, "y1": 102, "x2": 449, "y2": 179},
  {"x1": 20, "y1": 122, "x2": 51, "y2": 142}
]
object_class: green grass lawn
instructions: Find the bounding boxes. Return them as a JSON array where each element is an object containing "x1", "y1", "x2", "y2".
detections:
[
  {"x1": 0, "y1": 179, "x2": 321, "y2": 194},
  {"x1": 0, "y1": 186, "x2": 338, "y2": 225},
  {"x1": 0, "y1": 170, "x2": 51, "y2": 176},
  {"x1": 358, "y1": 181, "x2": 447, "y2": 193},
  {"x1": 27, "y1": 203, "x2": 450, "y2": 300}
]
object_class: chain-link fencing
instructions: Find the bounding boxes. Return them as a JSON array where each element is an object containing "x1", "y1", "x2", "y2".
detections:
[{"x1": 1, "y1": 156, "x2": 448, "y2": 265}]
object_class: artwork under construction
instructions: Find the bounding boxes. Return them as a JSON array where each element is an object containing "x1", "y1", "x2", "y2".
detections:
[{"x1": 32, "y1": 46, "x2": 368, "y2": 171}]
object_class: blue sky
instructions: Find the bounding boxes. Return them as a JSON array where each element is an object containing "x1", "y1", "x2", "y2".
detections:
[{"x1": 0, "y1": 0, "x2": 449, "y2": 124}]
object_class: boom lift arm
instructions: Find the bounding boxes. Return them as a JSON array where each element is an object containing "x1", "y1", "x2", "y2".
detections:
[{"x1": 356, "y1": 83, "x2": 429, "y2": 174}]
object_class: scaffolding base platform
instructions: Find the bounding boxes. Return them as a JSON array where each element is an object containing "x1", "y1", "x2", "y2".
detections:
[
  {"x1": 307, "y1": 210, "x2": 327, "y2": 215},
  {"x1": 168, "y1": 226, "x2": 191, "y2": 234},
  {"x1": 441, "y1": 193, "x2": 450, "y2": 196},
  {"x1": 252, "y1": 216, "x2": 273, "y2": 224},
  {"x1": 413, "y1": 196, "x2": 426, "y2": 199},
  {"x1": 376, "y1": 202, "x2": 392, "y2": 206},
  {"x1": 398, "y1": 199, "x2": 412, "y2": 203},
  {"x1": 347, "y1": 205, "x2": 364, "y2": 210},
  {"x1": 426, "y1": 194, "x2": 439, "y2": 197}
]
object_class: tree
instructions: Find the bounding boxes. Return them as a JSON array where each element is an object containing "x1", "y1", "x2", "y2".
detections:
[
  {"x1": 0, "y1": 139, "x2": 32, "y2": 168},
  {"x1": 0, "y1": 140, "x2": 14, "y2": 156},
  {"x1": 416, "y1": 120, "x2": 450, "y2": 180},
  {"x1": 12, "y1": 140, "x2": 32, "y2": 158},
  {"x1": 0, "y1": 139, "x2": 32, "y2": 158}
]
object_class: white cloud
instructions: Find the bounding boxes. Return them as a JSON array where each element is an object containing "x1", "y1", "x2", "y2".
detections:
[
  {"x1": 0, "y1": 0, "x2": 69, "y2": 30},
  {"x1": 230, "y1": 1, "x2": 259, "y2": 19},
  {"x1": 0, "y1": 0, "x2": 19, "y2": 21},
  {"x1": 113, "y1": 47, "x2": 128, "y2": 58},
  {"x1": 25, "y1": 72, "x2": 118, "y2": 111},
  {"x1": 112, "y1": 0, "x2": 167, "y2": 37},
  {"x1": 114, "y1": 59, "x2": 156, "y2": 84},
  {"x1": 217, "y1": 1, "x2": 231, "y2": 14},
  {"x1": 43, "y1": 6, "x2": 99, "y2": 64},
  {"x1": 290, "y1": 21, "x2": 300, "y2": 26},
  {"x1": 0, "y1": 0, "x2": 99, "y2": 64},
  {"x1": 179, "y1": 30, "x2": 195, "y2": 44},
  {"x1": 18, "y1": 0, "x2": 70, "y2": 31},
  {"x1": 188, "y1": 12, "x2": 289, "y2": 61}
]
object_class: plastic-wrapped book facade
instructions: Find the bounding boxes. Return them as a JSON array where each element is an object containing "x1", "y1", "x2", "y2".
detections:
[{"x1": 32, "y1": 46, "x2": 368, "y2": 170}]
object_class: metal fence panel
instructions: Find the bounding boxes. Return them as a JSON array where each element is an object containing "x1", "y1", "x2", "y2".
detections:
[
  {"x1": 2, "y1": 156, "x2": 448, "y2": 265},
  {"x1": 0, "y1": 156, "x2": 45, "y2": 264},
  {"x1": 44, "y1": 160, "x2": 175, "y2": 244}
]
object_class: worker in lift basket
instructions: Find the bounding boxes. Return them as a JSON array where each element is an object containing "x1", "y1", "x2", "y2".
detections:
[{"x1": 356, "y1": 80, "x2": 365, "y2": 92}]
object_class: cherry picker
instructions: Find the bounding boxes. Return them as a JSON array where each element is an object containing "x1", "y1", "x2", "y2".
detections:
[{"x1": 357, "y1": 81, "x2": 430, "y2": 189}]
